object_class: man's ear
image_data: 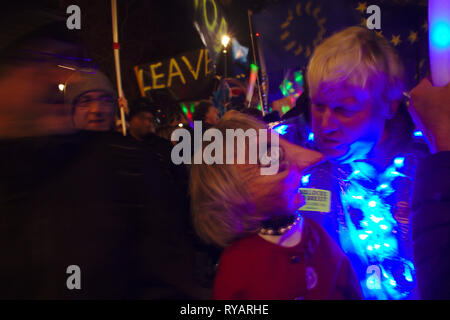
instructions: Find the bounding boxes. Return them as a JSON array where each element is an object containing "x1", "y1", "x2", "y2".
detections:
[{"x1": 384, "y1": 101, "x2": 399, "y2": 119}]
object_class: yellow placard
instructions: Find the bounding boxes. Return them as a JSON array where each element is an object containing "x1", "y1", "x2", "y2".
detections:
[{"x1": 298, "y1": 188, "x2": 331, "y2": 213}]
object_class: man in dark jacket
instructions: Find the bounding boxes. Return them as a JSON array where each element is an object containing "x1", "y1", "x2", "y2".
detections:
[
  {"x1": 0, "y1": 36, "x2": 213, "y2": 299},
  {"x1": 409, "y1": 78, "x2": 450, "y2": 299}
]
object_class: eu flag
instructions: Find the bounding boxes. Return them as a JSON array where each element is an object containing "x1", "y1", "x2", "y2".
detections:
[{"x1": 253, "y1": 0, "x2": 428, "y2": 102}]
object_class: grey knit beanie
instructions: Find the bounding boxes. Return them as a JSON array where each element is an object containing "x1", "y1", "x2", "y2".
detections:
[{"x1": 64, "y1": 69, "x2": 117, "y2": 107}]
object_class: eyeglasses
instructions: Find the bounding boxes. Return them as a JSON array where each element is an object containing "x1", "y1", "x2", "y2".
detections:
[{"x1": 75, "y1": 95, "x2": 115, "y2": 108}]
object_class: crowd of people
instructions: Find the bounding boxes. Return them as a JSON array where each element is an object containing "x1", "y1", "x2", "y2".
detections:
[{"x1": 0, "y1": 25, "x2": 448, "y2": 300}]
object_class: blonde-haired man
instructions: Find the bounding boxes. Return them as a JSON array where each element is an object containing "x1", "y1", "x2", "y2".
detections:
[
  {"x1": 300, "y1": 26, "x2": 429, "y2": 299},
  {"x1": 307, "y1": 26, "x2": 406, "y2": 163}
]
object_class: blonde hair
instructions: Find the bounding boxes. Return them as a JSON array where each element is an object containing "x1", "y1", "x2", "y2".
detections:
[
  {"x1": 307, "y1": 26, "x2": 405, "y2": 108},
  {"x1": 189, "y1": 112, "x2": 288, "y2": 248}
]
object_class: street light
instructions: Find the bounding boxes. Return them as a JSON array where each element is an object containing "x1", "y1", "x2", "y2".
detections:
[
  {"x1": 221, "y1": 34, "x2": 231, "y2": 78},
  {"x1": 221, "y1": 34, "x2": 231, "y2": 49}
]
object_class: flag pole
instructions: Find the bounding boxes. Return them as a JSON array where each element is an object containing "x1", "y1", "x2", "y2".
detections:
[
  {"x1": 247, "y1": 9, "x2": 265, "y2": 116},
  {"x1": 111, "y1": 0, "x2": 127, "y2": 136}
]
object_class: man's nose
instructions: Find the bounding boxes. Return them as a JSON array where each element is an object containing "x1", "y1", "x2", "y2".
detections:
[
  {"x1": 89, "y1": 101, "x2": 102, "y2": 114},
  {"x1": 320, "y1": 107, "x2": 339, "y2": 133}
]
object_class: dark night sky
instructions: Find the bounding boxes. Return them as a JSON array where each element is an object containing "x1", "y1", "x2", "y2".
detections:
[
  {"x1": 1, "y1": 0, "x2": 428, "y2": 102},
  {"x1": 0, "y1": 0, "x2": 280, "y2": 101}
]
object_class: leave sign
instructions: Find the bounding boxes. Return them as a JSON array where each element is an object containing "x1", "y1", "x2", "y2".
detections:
[{"x1": 134, "y1": 48, "x2": 215, "y2": 101}]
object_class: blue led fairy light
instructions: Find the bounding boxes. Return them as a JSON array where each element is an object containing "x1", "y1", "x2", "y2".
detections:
[
  {"x1": 393, "y1": 157, "x2": 405, "y2": 167},
  {"x1": 338, "y1": 156, "x2": 416, "y2": 299},
  {"x1": 413, "y1": 130, "x2": 423, "y2": 137},
  {"x1": 273, "y1": 124, "x2": 288, "y2": 135},
  {"x1": 301, "y1": 174, "x2": 310, "y2": 185}
]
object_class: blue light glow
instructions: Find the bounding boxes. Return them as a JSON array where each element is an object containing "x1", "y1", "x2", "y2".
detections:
[
  {"x1": 394, "y1": 157, "x2": 405, "y2": 167},
  {"x1": 368, "y1": 200, "x2": 377, "y2": 207},
  {"x1": 413, "y1": 130, "x2": 423, "y2": 137},
  {"x1": 308, "y1": 132, "x2": 314, "y2": 142},
  {"x1": 370, "y1": 215, "x2": 383, "y2": 223},
  {"x1": 339, "y1": 156, "x2": 416, "y2": 299},
  {"x1": 301, "y1": 174, "x2": 310, "y2": 185},
  {"x1": 431, "y1": 21, "x2": 450, "y2": 49},
  {"x1": 404, "y1": 268, "x2": 413, "y2": 282},
  {"x1": 274, "y1": 125, "x2": 288, "y2": 135}
]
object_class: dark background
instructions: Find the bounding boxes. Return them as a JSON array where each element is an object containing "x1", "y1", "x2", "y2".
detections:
[
  {"x1": 0, "y1": 0, "x2": 429, "y2": 103},
  {"x1": 0, "y1": 0, "x2": 284, "y2": 102}
]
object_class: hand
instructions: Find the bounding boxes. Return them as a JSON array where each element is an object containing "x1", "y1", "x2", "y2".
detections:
[
  {"x1": 409, "y1": 78, "x2": 450, "y2": 153},
  {"x1": 118, "y1": 96, "x2": 129, "y2": 115}
]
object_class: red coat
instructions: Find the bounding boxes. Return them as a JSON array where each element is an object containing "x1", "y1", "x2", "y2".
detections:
[{"x1": 214, "y1": 218, "x2": 362, "y2": 300}]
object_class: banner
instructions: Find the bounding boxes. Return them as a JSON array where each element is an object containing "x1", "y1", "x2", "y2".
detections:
[
  {"x1": 134, "y1": 48, "x2": 215, "y2": 101},
  {"x1": 253, "y1": 0, "x2": 428, "y2": 102},
  {"x1": 193, "y1": 0, "x2": 229, "y2": 62}
]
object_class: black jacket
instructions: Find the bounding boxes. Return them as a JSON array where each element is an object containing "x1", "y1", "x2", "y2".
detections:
[
  {"x1": 0, "y1": 131, "x2": 214, "y2": 299},
  {"x1": 412, "y1": 151, "x2": 450, "y2": 299}
]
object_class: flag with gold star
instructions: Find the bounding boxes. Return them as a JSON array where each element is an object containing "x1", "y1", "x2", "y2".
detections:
[
  {"x1": 253, "y1": 0, "x2": 428, "y2": 102},
  {"x1": 352, "y1": 0, "x2": 428, "y2": 88}
]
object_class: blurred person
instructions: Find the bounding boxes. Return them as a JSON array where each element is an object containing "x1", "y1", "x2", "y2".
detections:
[
  {"x1": 193, "y1": 99, "x2": 219, "y2": 130},
  {"x1": 127, "y1": 97, "x2": 190, "y2": 189},
  {"x1": 0, "y1": 33, "x2": 213, "y2": 299},
  {"x1": 190, "y1": 112, "x2": 362, "y2": 299},
  {"x1": 156, "y1": 125, "x2": 179, "y2": 143},
  {"x1": 408, "y1": 78, "x2": 450, "y2": 299},
  {"x1": 213, "y1": 77, "x2": 247, "y2": 115},
  {"x1": 128, "y1": 98, "x2": 157, "y2": 141},
  {"x1": 0, "y1": 39, "x2": 77, "y2": 138},
  {"x1": 240, "y1": 107, "x2": 264, "y2": 121},
  {"x1": 298, "y1": 26, "x2": 429, "y2": 299}
]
